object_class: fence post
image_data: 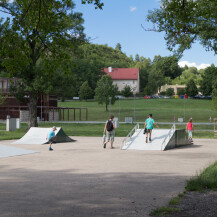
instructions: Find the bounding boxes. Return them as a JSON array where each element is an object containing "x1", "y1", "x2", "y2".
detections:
[
  {"x1": 68, "y1": 108, "x2": 69, "y2": 121},
  {"x1": 74, "y1": 109, "x2": 75, "y2": 121},
  {"x1": 86, "y1": 108, "x2": 88, "y2": 121},
  {"x1": 53, "y1": 107, "x2": 54, "y2": 121},
  {"x1": 79, "y1": 109, "x2": 81, "y2": 121}
]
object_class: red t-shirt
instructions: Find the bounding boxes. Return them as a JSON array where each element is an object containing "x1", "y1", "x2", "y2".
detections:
[{"x1": 187, "y1": 122, "x2": 193, "y2": 130}]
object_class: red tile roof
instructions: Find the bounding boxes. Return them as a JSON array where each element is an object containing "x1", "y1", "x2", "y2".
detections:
[{"x1": 104, "y1": 68, "x2": 139, "y2": 80}]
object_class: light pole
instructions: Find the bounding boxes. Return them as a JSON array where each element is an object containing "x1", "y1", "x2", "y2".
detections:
[
  {"x1": 184, "y1": 97, "x2": 186, "y2": 122},
  {"x1": 118, "y1": 98, "x2": 120, "y2": 121},
  {"x1": 133, "y1": 90, "x2": 136, "y2": 123},
  {"x1": 109, "y1": 97, "x2": 112, "y2": 117}
]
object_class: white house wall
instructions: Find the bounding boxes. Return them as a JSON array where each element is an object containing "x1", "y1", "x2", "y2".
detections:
[{"x1": 113, "y1": 80, "x2": 139, "y2": 93}]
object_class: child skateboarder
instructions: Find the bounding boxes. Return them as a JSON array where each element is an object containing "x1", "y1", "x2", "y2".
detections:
[{"x1": 46, "y1": 126, "x2": 57, "y2": 151}]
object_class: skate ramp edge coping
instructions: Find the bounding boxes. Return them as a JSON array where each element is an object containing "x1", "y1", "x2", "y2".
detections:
[{"x1": 121, "y1": 123, "x2": 140, "y2": 149}]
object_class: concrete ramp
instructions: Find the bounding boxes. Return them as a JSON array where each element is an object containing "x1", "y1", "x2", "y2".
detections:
[
  {"x1": 122, "y1": 129, "x2": 170, "y2": 150},
  {"x1": 122, "y1": 128, "x2": 190, "y2": 151},
  {"x1": 12, "y1": 127, "x2": 73, "y2": 145}
]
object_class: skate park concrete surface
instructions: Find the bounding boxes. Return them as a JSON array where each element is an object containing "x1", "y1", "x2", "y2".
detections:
[{"x1": 0, "y1": 137, "x2": 217, "y2": 217}]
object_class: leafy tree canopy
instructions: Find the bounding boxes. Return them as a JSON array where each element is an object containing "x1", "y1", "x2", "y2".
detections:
[
  {"x1": 147, "y1": 0, "x2": 217, "y2": 56},
  {"x1": 80, "y1": 43, "x2": 133, "y2": 68},
  {"x1": 121, "y1": 85, "x2": 133, "y2": 97},
  {"x1": 185, "y1": 79, "x2": 198, "y2": 97},
  {"x1": 200, "y1": 64, "x2": 217, "y2": 96},
  {"x1": 0, "y1": 0, "x2": 85, "y2": 128},
  {"x1": 81, "y1": 0, "x2": 104, "y2": 9},
  {"x1": 79, "y1": 80, "x2": 93, "y2": 100}
]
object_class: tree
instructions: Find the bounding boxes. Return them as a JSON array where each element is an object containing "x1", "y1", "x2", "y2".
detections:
[
  {"x1": 95, "y1": 75, "x2": 118, "y2": 111},
  {"x1": 135, "y1": 54, "x2": 140, "y2": 62},
  {"x1": 185, "y1": 79, "x2": 198, "y2": 97},
  {"x1": 212, "y1": 81, "x2": 217, "y2": 112},
  {"x1": 121, "y1": 85, "x2": 133, "y2": 97},
  {"x1": 134, "y1": 57, "x2": 151, "y2": 93},
  {"x1": 115, "y1": 43, "x2": 122, "y2": 51},
  {"x1": 152, "y1": 55, "x2": 182, "y2": 79},
  {"x1": 165, "y1": 88, "x2": 174, "y2": 96},
  {"x1": 177, "y1": 88, "x2": 186, "y2": 96},
  {"x1": 79, "y1": 81, "x2": 93, "y2": 100},
  {"x1": 81, "y1": 0, "x2": 104, "y2": 9},
  {"x1": 147, "y1": 0, "x2": 217, "y2": 56},
  {"x1": 200, "y1": 65, "x2": 217, "y2": 96},
  {"x1": 0, "y1": 0, "x2": 85, "y2": 128}
]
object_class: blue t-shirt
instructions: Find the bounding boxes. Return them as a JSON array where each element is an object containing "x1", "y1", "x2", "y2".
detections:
[
  {"x1": 145, "y1": 118, "x2": 155, "y2": 129},
  {"x1": 48, "y1": 130, "x2": 55, "y2": 140}
]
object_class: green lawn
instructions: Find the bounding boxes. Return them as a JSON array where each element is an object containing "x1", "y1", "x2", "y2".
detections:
[
  {"x1": 0, "y1": 121, "x2": 216, "y2": 140},
  {"x1": 58, "y1": 98, "x2": 217, "y2": 122}
]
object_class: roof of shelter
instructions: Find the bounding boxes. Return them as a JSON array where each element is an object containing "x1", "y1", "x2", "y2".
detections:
[{"x1": 104, "y1": 68, "x2": 139, "y2": 80}]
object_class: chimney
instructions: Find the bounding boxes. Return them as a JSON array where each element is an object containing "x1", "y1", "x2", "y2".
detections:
[{"x1": 108, "y1": 67, "x2": 112, "y2": 73}]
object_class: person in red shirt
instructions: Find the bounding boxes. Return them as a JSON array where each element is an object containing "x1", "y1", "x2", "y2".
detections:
[{"x1": 186, "y1": 118, "x2": 194, "y2": 141}]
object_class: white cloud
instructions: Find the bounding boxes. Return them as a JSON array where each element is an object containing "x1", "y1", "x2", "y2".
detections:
[
  {"x1": 178, "y1": 61, "x2": 211, "y2": 70},
  {"x1": 130, "y1": 6, "x2": 137, "y2": 12}
]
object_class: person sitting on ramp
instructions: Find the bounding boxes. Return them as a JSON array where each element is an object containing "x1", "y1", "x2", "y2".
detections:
[
  {"x1": 144, "y1": 114, "x2": 159, "y2": 143},
  {"x1": 46, "y1": 126, "x2": 57, "y2": 151}
]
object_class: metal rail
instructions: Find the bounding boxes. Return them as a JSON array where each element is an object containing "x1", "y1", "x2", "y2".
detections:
[
  {"x1": 121, "y1": 123, "x2": 140, "y2": 149},
  {"x1": 161, "y1": 124, "x2": 176, "y2": 151}
]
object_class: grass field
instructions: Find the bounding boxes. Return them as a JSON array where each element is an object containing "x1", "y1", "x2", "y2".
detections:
[
  {"x1": 58, "y1": 98, "x2": 217, "y2": 122},
  {"x1": 0, "y1": 122, "x2": 216, "y2": 140}
]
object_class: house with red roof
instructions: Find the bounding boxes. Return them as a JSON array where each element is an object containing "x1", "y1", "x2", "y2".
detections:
[{"x1": 104, "y1": 67, "x2": 140, "y2": 93}]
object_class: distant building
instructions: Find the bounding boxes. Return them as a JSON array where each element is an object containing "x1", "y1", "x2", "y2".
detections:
[
  {"x1": 160, "y1": 84, "x2": 200, "y2": 95},
  {"x1": 104, "y1": 67, "x2": 139, "y2": 93},
  {"x1": 0, "y1": 78, "x2": 57, "y2": 120}
]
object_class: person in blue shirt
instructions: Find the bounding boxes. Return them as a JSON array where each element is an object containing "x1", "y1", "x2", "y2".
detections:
[
  {"x1": 144, "y1": 114, "x2": 159, "y2": 143},
  {"x1": 46, "y1": 126, "x2": 57, "y2": 151}
]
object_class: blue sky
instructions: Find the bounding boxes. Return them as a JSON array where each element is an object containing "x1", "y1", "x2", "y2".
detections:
[{"x1": 75, "y1": 0, "x2": 216, "y2": 69}]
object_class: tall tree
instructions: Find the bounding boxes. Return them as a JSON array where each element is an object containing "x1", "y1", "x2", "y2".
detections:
[
  {"x1": 115, "y1": 43, "x2": 122, "y2": 51},
  {"x1": 147, "y1": 0, "x2": 217, "y2": 56},
  {"x1": 95, "y1": 75, "x2": 118, "y2": 111},
  {"x1": 0, "y1": 0, "x2": 85, "y2": 128},
  {"x1": 185, "y1": 79, "x2": 198, "y2": 97},
  {"x1": 79, "y1": 81, "x2": 93, "y2": 100},
  {"x1": 200, "y1": 64, "x2": 217, "y2": 96}
]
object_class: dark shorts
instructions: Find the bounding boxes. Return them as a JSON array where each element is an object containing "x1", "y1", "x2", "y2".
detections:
[
  {"x1": 146, "y1": 129, "x2": 152, "y2": 133},
  {"x1": 49, "y1": 136, "x2": 56, "y2": 142}
]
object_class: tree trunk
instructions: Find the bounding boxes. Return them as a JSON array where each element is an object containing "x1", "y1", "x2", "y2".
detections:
[{"x1": 28, "y1": 95, "x2": 38, "y2": 129}]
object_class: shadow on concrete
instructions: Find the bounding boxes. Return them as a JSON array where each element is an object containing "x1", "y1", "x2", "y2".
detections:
[{"x1": 0, "y1": 168, "x2": 185, "y2": 217}]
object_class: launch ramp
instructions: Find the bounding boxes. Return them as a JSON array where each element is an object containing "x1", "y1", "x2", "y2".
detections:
[{"x1": 12, "y1": 127, "x2": 73, "y2": 145}]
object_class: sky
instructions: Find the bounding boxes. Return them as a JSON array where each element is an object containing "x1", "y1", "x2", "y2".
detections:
[
  {"x1": 0, "y1": 0, "x2": 216, "y2": 69},
  {"x1": 74, "y1": 0, "x2": 216, "y2": 69}
]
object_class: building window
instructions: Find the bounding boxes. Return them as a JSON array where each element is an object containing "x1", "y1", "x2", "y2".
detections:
[
  {"x1": 116, "y1": 80, "x2": 118, "y2": 84},
  {"x1": 127, "y1": 80, "x2": 130, "y2": 85},
  {"x1": 133, "y1": 80, "x2": 135, "y2": 84},
  {"x1": 123, "y1": 80, "x2": 125, "y2": 84}
]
